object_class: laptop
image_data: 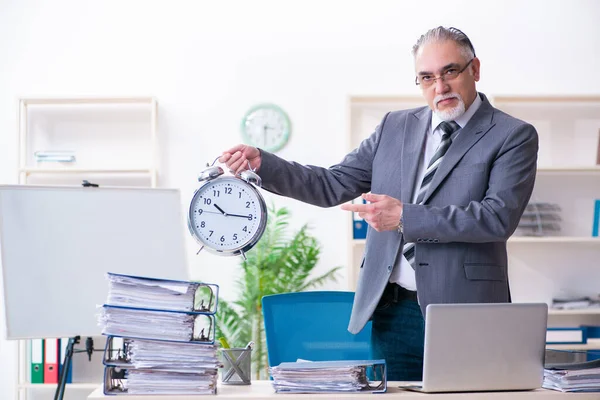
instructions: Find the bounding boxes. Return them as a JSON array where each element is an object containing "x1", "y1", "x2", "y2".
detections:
[{"x1": 400, "y1": 303, "x2": 548, "y2": 393}]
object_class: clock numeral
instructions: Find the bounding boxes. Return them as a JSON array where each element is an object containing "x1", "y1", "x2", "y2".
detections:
[
  {"x1": 233, "y1": 233, "x2": 238, "y2": 241},
  {"x1": 242, "y1": 226, "x2": 248, "y2": 232},
  {"x1": 209, "y1": 230, "x2": 214, "y2": 237},
  {"x1": 197, "y1": 209, "x2": 203, "y2": 215},
  {"x1": 220, "y1": 235, "x2": 225, "y2": 243},
  {"x1": 200, "y1": 221, "x2": 206, "y2": 228},
  {"x1": 203, "y1": 198, "x2": 212, "y2": 205},
  {"x1": 238, "y1": 192, "x2": 242, "y2": 199},
  {"x1": 213, "y1": 190, "x2": 220, "y2": 197},
  {"x1": 245, "y1": 201, "x2": 250, "y2": 208},
  {"x1": 247, "y1": 214, "x2": 253, "y2": 221},
  {"x1": 225, "y1": 187, "x2": 232, "y2": 195}
]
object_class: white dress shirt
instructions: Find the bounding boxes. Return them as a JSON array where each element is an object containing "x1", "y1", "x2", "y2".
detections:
[{"x1": 390, "y1": 94, "x2": 483, "y2": 290}]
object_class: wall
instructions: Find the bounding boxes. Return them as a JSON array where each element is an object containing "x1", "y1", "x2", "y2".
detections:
[{"x1": 1, "y1": 0, "x2": 600, "y2": 398}]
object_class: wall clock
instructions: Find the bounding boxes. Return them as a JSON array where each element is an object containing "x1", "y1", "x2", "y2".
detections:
[
  {"x1": 188, "y1": 160, "x2": 267, "y2": 259},
  {"x1": 241, "y1": 103, "x2": 291, "y2": 152}
]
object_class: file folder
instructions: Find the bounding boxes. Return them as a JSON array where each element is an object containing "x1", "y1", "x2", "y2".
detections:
[
  {"x1": 59, "y1": 338, "x2": 73, "y2": 384},
  {"x1": 546, "y1": 327, "x2": 588, "y2": 344},
  {"x1": 44, "y1": 338, "x2": 59, "y2": 384},
  {"x1": 270, "y1": 359, "x2": 387, "y2": 394},
  {"x1": 593, "y1": 199, "x2": 600, "y2": 237},
  {"x1": 30, "y1": 339, "x2": 44, "y2": 384},
  {"x1": 99, "y1": 304, "x2": 216, "y2": 343},
  {"x1": 106, "y1": 272, "x2": 219, "y2": 314},
  {"x1": 352, "y1": 198, "x2": 368, "y2": 239},
  {"x1": 103, "y1": 365, "x2": 218, "y2": 395}
]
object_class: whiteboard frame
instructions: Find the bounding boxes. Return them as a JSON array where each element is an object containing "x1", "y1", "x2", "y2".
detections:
[{"x1": 0, "y1": 185, "x2": 190, "y2": 339}]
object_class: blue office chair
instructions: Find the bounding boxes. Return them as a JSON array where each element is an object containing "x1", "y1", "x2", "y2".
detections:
[{"x1": 262, "y1": 291, "x2": 372, "y2": 367}]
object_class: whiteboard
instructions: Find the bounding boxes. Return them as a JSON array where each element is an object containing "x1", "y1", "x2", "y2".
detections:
[{"x1": 0, "y1": 185, "x2": 190, "y2": 339}]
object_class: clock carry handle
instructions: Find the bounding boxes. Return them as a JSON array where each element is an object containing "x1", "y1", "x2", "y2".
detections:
[{"x1": 198, "y1": 156, "x2": 262, "y2": 188}]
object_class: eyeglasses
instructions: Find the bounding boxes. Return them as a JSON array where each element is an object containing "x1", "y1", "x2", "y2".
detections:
[{"x1": 415, "y1": 58, "x2": 474, "y2": 88}]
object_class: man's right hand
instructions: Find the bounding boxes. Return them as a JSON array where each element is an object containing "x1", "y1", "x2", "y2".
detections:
[{"x1": 219, "y1": 144, "x2": 262, "y2": 175}]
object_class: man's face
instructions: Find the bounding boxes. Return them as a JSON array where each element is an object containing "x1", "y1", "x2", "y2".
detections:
[{"x1": 414, "y1": 40, "x2": 480, "y2": 121}]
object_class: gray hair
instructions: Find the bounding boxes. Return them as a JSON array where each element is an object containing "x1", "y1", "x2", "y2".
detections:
[{"x1": 412, "y1": 26, "x2": 476, "y2": 60}]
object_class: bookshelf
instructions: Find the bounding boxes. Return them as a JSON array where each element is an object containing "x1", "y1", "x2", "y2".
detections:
[
  {"x1": 18, "y1": 97, "x2": 158, "y2": 187},
  {"x1": 15, "y1": 97, "x2": 159, "y2": 400},
  {"x1": 347, "y1": 95, "x2": 600, "y2": 336}
]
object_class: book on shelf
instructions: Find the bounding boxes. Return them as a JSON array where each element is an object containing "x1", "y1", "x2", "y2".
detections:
[
  {"x1": 33, "y1": 150, "x2": 76, "y2": 163},
  {"x1": 551, "y1": 296, "x2": 600, "y2": 310},
  {"x1": 98, "y1": 273, "x2": 221, "y2": 395},
  {"x1": 546, "y1": 327, "x2": 588, "y2": 345},
  {"x1": 593, "y1": 199, "x2": 600, "y2": 237}
]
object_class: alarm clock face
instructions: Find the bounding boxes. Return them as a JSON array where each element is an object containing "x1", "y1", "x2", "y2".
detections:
[
  {"x1": 241, "y1": 104, "x2": 291, "y2": 153},
  {"x1": 188, "y1": 177, "x2": 267, "y2": 256}
]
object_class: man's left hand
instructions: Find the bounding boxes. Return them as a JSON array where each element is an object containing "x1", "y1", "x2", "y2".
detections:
[{"x1": 341, "y1": 193, "x2": 403, "y2": 232}]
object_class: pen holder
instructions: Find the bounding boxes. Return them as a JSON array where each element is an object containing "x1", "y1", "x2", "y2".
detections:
[{"x1": 220, "y1": 347, "x2": 252, "y2": 385}]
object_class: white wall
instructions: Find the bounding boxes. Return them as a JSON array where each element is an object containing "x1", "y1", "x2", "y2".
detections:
[{"x1": 1, "y1": 0, "x2": 599, "y2": 398}]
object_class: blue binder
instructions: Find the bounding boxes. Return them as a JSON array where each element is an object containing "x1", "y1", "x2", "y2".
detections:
[
  {"x1": 546, "y1": 327, "x2": 588, "y2": 344},
  {"x1": 352, "y1": 198, "x2": 368, "y2": 239},
  {"x1": 58, "y1": 338, "x2": 73, "y2": 384},
  {"x1": 593, "y1": 199, "x2": 600, "y2": 237}
]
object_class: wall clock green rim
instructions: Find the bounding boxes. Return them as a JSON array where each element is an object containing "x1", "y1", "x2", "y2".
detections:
[{"x1": 240, "y1": 103, "x2": 292, "y2": 153}]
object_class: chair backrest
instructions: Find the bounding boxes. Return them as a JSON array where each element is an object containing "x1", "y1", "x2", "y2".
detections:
[{"x1": 262, "y1": 291, "x2": 372, "y2": 367}]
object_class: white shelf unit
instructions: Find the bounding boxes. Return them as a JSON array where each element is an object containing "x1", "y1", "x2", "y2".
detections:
[
  {"x1": 15, "y1": 97, "x2": 159, "y2": 400},
  {"x1": 18, "y1": 97, "x2": 158, "y2": 187},
  {"x1": 347, "y1": 95, "x2": 600, "y2": 348}
]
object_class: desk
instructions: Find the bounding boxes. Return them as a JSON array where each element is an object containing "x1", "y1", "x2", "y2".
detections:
[{"x1": 88, "y1": 381, "x2": 600, "y2": 399}]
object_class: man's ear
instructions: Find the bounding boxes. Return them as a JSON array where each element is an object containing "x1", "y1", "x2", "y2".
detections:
[{"x1": 471, "y1": 57, "x2": 481, "y2": 82}]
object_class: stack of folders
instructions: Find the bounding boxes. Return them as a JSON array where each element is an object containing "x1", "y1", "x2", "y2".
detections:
[
  {"x1": 269, "y1": 359, "x2": 387, "y2": 394},
  {"x1": 544, "y1": 356, "x2": 600, "y2": 392},
  {"x1": 515, "y1": 202, "x2": 561, "y2": 236},
  {"x1": 98, "y1": 272, "x2": 221, "y2": 395}
]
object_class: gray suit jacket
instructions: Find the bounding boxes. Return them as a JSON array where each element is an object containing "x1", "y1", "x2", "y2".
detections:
[{"x1": 257, "y1": 93, "x2": 538, "y2": 334}]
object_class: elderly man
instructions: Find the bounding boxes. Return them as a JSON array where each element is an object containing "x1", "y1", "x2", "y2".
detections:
[{"x1": 220, "y1": 26, "x2": 538, "y2": 381}]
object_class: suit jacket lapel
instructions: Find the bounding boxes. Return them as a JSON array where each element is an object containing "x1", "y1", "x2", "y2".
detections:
[
  {"x1": 401, "y1": 107, "x2": 430, "y2": 204},
  {"x1": 421, "y1": 95, "x2": 496, "y2": 204}
]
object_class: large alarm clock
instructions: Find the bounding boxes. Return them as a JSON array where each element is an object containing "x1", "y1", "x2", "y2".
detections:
[{"x1": 188, "y1": 161, "x2": 267, "y2": 259}]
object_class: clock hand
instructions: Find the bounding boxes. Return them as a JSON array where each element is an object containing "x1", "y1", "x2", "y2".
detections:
[
  {"x1": 198, "y1": 209, "x2": 222, "y2": 216},
  {"x1": 226, "y1": 213, "x2": 253, "y2": 219},
  {"x1": 213, "y1": 204, "x2": 227, "y2": 216}
]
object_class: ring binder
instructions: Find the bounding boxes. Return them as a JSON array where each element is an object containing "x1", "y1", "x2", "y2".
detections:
[{"x1": 269, "y1": 359, "x2": 387, "y2": 394}]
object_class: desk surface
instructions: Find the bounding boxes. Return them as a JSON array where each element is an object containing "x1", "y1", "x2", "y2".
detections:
[{"x1": 88, "y1": 381, "x2": 599, "y2": 399}]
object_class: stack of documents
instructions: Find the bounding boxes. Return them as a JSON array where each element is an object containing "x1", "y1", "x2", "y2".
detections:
[
  {"x1": 269, "y1": 359, "x2": 387, "y2": 394},
  {"x1": 98, "y1": 273, "x2": 221, "y2": 395},
  {"x1": 515, "y1": 202, "x2": 561, "y2": 236},
  {"x1": 543, "y1": 357, "x2": 600, "y2": 392},
  {"x1": 106, "y1": 273, "x2": 209, "y2": 312}
]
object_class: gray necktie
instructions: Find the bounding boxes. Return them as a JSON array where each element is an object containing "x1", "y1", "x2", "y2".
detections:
[{"x1": 402, "y1": 121, "x2": 460, "y2": 269}]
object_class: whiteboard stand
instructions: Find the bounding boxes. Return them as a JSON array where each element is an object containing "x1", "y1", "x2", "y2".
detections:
[{"x1": 0, "y1": 185, "x2": 191, "y2": 400}]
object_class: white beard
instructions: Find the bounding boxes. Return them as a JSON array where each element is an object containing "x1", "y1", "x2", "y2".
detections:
[{"x1": 433, "y1": 93, "x2": 466, "y2": 121}]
